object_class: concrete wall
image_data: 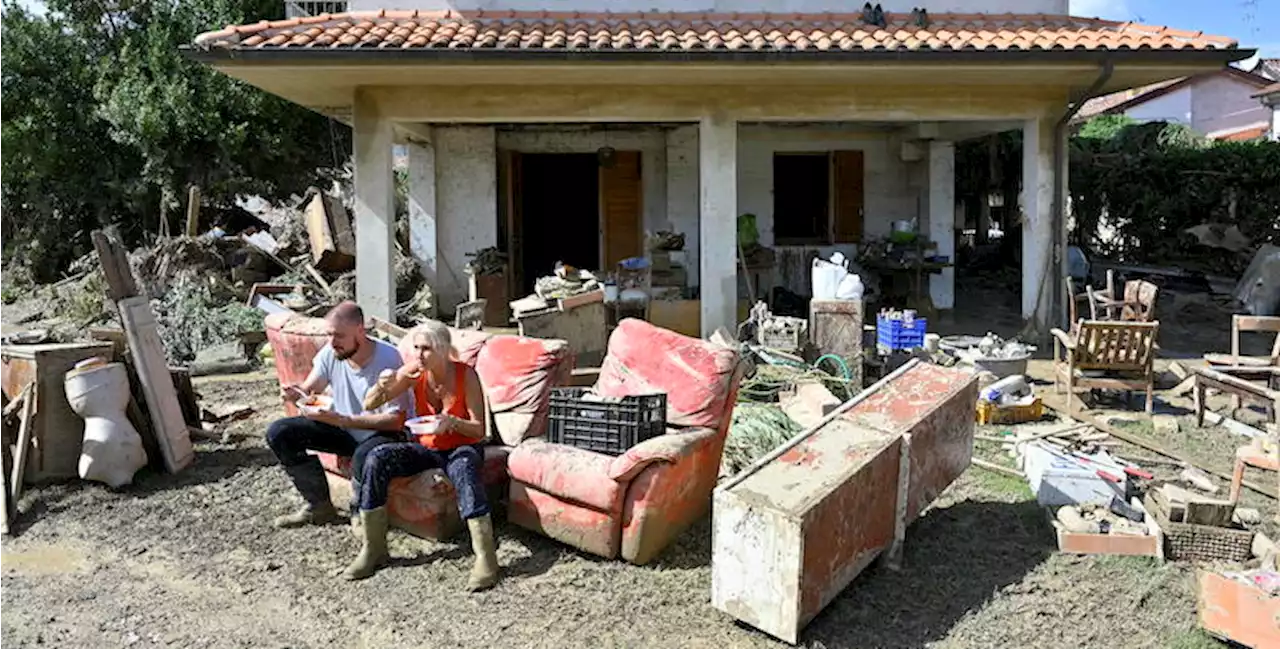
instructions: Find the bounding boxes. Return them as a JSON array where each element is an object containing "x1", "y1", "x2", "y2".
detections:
[
  {"x1": 666, "y1": 126, "x2": 700, "y2": 287},
  {"x1": 350, "y1": 0, "x2": 1067, "y2": 14},
  {"x1": 435, "y1": 125, "x2": 497, "y2": 310},
  {"x1": 1191, "y1": 74, "x2": 1272, "y2": 138},
  {"x1": 1125, "y1": 86, "x2": 1192, "y2": 125}
]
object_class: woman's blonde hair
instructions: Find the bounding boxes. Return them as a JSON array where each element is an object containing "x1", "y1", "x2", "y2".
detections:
[{"x1": 409, "y1": 319, "x2": 452, "y2": 356}]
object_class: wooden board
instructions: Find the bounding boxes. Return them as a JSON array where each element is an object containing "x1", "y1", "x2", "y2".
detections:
[
  {"x1": 600, "y1": 150, "x2": 643, "y2": 269},
  {"x1": 170, "y1": 368, "x2": 201, "y2": 427},
  {"x1": 809, "y1": 298, "x2": 864, "y2": 388},
  {"x1": 91, "y1": 230, "x2": 137, "y2": 300},
  {"x1": 832, "y1": 150, "x2": 865, "y2": 244},
  {"x1": 304, "y1": 192, "x2": 356, "y2": 272},
  {"x1": 10, "y1": 390, "x2": 34, "y2": 504},
  {"x1": 119, "y1": 296, "x2": 193, "y2": 473}
]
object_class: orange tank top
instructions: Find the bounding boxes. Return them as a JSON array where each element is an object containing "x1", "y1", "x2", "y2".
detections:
[{"x1": 411, "y1": 362, "x2": 473, "y2": 451}]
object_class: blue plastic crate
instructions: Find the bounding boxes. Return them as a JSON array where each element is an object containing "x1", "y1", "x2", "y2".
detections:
[{"x1": 876, "y1": 314, "x2": 928, "y2": 351}]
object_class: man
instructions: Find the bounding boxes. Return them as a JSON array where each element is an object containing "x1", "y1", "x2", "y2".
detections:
[{"x1": 266, "y1": 301, "x2": 412, "y2": 530}]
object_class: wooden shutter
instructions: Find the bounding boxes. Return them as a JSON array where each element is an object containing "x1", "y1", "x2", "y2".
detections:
[
  {"x1": 499, "y1": 150, "x2": 524, "y2": 298},
  {"x1": 600, "y1": 151, "x2": 643, "y2": 269},
  {"x1": 832, "y1": 150, "x2": 865, "y2": 243}
]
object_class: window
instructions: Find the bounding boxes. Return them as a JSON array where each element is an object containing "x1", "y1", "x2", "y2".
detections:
[{"x1": 771, "y1": 151, "x2": 865, "y2": 245}]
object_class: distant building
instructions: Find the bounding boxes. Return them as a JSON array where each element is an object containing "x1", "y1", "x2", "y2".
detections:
[{"x1": 1075, "y1": 67, "x2": 1274, "y2": 141}]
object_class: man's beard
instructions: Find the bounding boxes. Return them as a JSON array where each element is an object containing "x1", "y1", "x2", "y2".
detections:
[{"x1": 334, "y1": 339, "x2": 360, "y2": 361}]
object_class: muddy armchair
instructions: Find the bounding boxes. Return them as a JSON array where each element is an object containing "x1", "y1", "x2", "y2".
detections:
[{"x1": 506, "y1": 318, "x2": 744, "y2": 564}]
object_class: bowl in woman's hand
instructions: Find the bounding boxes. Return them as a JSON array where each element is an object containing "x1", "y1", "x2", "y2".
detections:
[{"x1": 406, "y1": 415, "x2": 446, "y2": 437}]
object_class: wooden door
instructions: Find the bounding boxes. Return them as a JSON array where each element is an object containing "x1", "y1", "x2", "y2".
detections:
[
  {"x1": 599, "y1": 150, "x2": 643, "y2": 269},
  {"x1": 832, "y1": 150, "x2": 865, "y2": 243},
  {"x1": 498, "y1": 150, "x2": 523, "y2": 299}
]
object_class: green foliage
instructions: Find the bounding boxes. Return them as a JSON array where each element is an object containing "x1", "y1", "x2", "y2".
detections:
[
  {"x1": 1075, "y1": 114, "x2": 1138, "y2": 140},
  {"x1": 1069, "y1": 119, "x2": 1280, "y2": 275},
  {"x1": 2, "y1": 0, "x2": 350, "y2": 281},
  {"x1": 155, "y1": 276, "x2": 264, "y2": 363}
]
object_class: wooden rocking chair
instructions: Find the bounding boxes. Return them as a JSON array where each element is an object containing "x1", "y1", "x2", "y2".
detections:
[{"x1": 1051, "y1": 320, "x2": 1160, "y2": 414}]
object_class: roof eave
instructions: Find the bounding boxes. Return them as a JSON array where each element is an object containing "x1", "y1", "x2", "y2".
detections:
[{"x1": 181, "y1": 45, "x2": 1255, "y2": 67}]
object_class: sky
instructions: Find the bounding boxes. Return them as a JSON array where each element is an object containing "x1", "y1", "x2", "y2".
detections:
[{"x1": 11, "y1": 0, "x2": 1278, "y2": 61}]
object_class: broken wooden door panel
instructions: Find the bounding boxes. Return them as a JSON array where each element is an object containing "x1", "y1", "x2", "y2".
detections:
[
  {"x1": 119, "y1": 297, "x2": 194, "y2": 473},
  {"x1": 832, "y1": 150, "x2": 865, "y2": 244},
  {"x1": 843, "y1": 361, "x2": 979, "y2": 521},
  {"x1": 600, "y1": 150, "x2": 643, "y2": 269},
  {"x1": 499, "y1": 150, "x2": 524, "y2": 302}
]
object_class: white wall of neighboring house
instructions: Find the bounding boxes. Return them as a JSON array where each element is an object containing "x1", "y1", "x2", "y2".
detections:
[
  {"x1": 346, "y1": 0, "x2": 1068, "y2": 14},
  {"x1": 1192, "y1": 74, "x2": 1273, "y2": 137},
  {"x1": 1124, "y1": 86, "x2": 1192, "y2": 124}
]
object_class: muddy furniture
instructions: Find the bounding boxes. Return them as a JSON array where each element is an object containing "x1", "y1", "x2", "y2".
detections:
[
  {"x1": 1192, "y1": 366, "x2": 1280, "y2": 432},
  {"x1": 1204, "y1": 315, "x2": 1280, "y2": 368},
  {"x1": 264, "y1": 312, "x2": 573, "y2": 540},
  {"x1": 506, "y1": 318, "x2": 743, "y2": 564},
  {"x1": 1051, "y1": 321, "x2": 1159, "y2": 414},
  {"x1": 711, "y1": 360, "x2": 978, "y2": 644},
  {"x1": 1197, "y1": 568, "x2": 1280, "y2": 648}
]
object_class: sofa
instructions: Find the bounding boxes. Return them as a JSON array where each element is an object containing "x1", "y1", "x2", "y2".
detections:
[
  {"x1": 506, "y1": 318, "x2": 745, "y2": 565},
  {"x1": 263, "y1": 312, "x2": 573, "y2": 540}
]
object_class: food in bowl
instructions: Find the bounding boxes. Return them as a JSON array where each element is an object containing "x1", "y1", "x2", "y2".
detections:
[
  {"x1": 298, "y1": 394, "x2": 334, "y2": 414},
  {"x1": 406, "y1": 415, "x2": 446, "y2": 437}
]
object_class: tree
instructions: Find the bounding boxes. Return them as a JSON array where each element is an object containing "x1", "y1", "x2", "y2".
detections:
[{"x1": 1, "y1": 0, "x2": 351, "y2": 280}]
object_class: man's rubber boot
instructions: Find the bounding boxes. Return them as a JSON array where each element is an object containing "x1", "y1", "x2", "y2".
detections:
[
  {"x1": 466, "y1": 514, "x2": 500, "y2": 591},
  {"x1": 348, "y1": 480, "x2": 364, "y2": 540},
  {"x1": 273, "y1": 459, "x2": 340, "y2": 529},
  {"x1": 343, "y1": 507, "x2": 389, "y2": 580}
]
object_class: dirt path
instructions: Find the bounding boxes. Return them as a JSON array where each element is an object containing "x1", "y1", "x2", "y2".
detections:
[{"x1": 0, "y1": 373, "x2": 1248, "y2": 648}]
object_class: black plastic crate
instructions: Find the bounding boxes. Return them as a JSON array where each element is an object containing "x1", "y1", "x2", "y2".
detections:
[{"x1": 545, "y1": 387, "x2": 667, "y2": 456}]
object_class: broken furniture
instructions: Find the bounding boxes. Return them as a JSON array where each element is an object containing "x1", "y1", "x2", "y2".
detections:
[
  {"x1": 1145, "y1": 491, "x2": 1254, "y2": 563},
  {"x1": 1, "y1": 342, "x2": 116, "y2": 482},
  {"x1": 808, "y1": 298, "x2": 864, "y2": 388},
  {"x1": 507, "y1": 318, "x2": 744, "y2": 565},
  {"x1": 1197, "y1": 568, "x2": 1280, "y2": 649},
  {"x1": 711, "y1": 359, "x2": 978, "y2": 644},
  {"x1": 304, "y1": 190, "x2": 356, "y2": 272},
  {"x1": 264, "y1": 311, "x2": 574, "y2": 539},
  {"x1": 1204, "y1": 315, "x2": 1280, "y2": 368},
  {"x1": 1229, "y1": 442, "x2": 1279, "y2": 516},
  {"x1": 1049, "y1": 500, "x2": 1164, "y2": 559},
  {"x1": 1083, "y1": 271, "x2": 1160, "y2": 322},
  {"x1": 1192, "y1": 366, "x2": 1279, "y2": 433},
  {"x1": 1050, "y1": 320, "x2": 1159, "y2": 414},
  {"x1": 513, "y1": 290, "x2": 609, "y2": 367}
]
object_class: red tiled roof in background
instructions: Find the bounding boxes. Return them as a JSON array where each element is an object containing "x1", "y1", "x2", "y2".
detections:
[
  {"x1": 1076, "y1": 77, "x2": 1186, "y2": 119},
  {"x1": 1214, "y1": 125, "x2": 1268, "y2": 141},
  {"x1": 1253, "y1": 82, "x2": 1280, "y2": 98},
  {"x1": 192, "y1": 10, "x2": 1239, "y2": 52}
]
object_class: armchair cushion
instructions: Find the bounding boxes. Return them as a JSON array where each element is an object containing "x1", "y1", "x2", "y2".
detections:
[
  {"x1": 607, "y1": 426, "x2": 718, "y2": 482},
  {"x1": 507, "y1": 441, "x2": 625, "y2": 512},
  {"x1": 595, "y1": 318, "x2": 740, "y2": 430}
]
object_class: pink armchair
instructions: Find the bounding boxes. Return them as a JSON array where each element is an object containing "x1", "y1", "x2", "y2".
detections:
[{"x1": 506, "y1": 318, "x2": 744, "y2": 564}]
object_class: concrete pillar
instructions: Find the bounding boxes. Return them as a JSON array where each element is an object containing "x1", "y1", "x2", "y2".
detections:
[
  {"x1": 353, "y1": 89, "x2": 396, "y2": 322},
  {"x1": 666, "y1": 126, "x2": 700, "y2": 287},
  {"x1": 435, "y1": 126, "x2": 497, "y2": 312},
  {"x1": 404, "y1": 133, "x2": 437, "y2": 315},
  {"x1": 1021, "y1": 117, "x2": 1055, "y2": 332},
  {"x1": 699, "y1": 115, "x2": 737, "y2": 338},
  {"x1": 927, "y1": 140, "x2": 956, "y2": 310}
]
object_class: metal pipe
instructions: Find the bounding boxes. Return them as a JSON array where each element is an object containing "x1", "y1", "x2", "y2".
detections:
[{"x1": 1049, "y1": 60, "x2": 1113, "y2": 330}]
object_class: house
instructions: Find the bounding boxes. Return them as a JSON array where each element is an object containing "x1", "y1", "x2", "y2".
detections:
[
  {"x1": 1255, "y1": 82, "x2": 1280, "y2": 141},
  {"x1": 1074, "y1": 66, "x2": 1274, "y2": 140},
  {"x1": 186, "y1": 2, "x2": 1252, "y2": 337}
]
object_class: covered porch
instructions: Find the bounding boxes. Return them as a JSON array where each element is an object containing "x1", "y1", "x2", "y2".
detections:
[{"x1": 188, "y1": 11, "x2": 1250, "y2": 338}]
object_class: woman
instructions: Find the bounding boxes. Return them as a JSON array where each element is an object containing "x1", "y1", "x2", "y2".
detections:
[{"x1": 350, "y1": 320, "x2": 499, "y2": 590}]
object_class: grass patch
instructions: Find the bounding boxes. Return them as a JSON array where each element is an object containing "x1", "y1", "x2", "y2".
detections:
[
  {"x1": 970, "y1": 464, "x2": 1034, "y2": 500},
  {"x1": 1165, "y1": 629, "x2": 1224, "y2": 649}
]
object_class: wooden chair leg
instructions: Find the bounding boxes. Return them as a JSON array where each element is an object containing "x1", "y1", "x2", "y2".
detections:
[
  {"x1": 1228, "y1": 458, "x2": 1245, "y2": 505},
  {"x1": 1194, "y1": 383, "x2": 1206, "y2": 428}
]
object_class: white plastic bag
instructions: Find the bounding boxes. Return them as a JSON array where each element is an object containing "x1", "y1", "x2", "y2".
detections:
[
  {"x1": 835, "y1": 274, "x2": 863, "y2": 301},
  {"x1": 811, "y1": 252, "x2": 849, "y2": 300}
]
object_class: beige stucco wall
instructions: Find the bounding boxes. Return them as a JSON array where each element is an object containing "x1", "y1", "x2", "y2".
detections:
[{"x1": 1192, "y1": 74, "x2": 1272, "y2": 137}]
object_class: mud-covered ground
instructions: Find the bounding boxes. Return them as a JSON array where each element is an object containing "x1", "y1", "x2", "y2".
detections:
[{"x1": 4, "y1": 365, "x2": 1268, "y2": 649}]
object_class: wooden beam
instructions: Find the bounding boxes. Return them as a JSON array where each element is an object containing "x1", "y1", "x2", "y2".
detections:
[
  {"x1": 91, "y1": 230, "x2": 138, "y2": 300},
  {"x1": 185, "y1": 186, "x2": 201, "y2": 237},
  {"x1": 10, "y1": 389, "x2": 35, "y2": 504},
  {"x1": 368, "y1": 84, "x2": 1061, "y2": 123}
]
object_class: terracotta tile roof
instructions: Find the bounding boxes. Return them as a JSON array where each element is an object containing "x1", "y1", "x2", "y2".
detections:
[
  {"x1": 1076, "y1": 77, "x2": 1187, "y2": 119},
  {"x1": 192, "y1": 10, "x2": 1238, "y2": 53},
  {"x1": 1253, "y1": 82, "x2": 1280, "y2": 98}
]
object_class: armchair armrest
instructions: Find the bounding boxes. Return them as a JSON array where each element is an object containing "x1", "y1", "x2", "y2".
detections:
[
  {"x1": 1050, "y1": 328, "x2": 1076, "y2": 350},
  {"x1": 608, "y1": 427, "x2": 719, "y2": 482}
]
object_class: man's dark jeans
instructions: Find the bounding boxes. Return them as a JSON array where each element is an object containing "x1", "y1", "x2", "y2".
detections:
[{"x1": 266, "y1": 416, "x2": 398, "y2": 481}]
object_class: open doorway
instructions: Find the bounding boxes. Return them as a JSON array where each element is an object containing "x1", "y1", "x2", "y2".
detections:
[{"x1": 517, "y1": 153, "x2": 600, "y2": 295}]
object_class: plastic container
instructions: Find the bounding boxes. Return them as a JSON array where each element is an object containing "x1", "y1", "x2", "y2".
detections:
[
  {"x1": 406, "y1": 415, "x2": 446, "y2": 436},
  {"x1": 546, "y1": 387, "x2": 667, "y2": 456},
  {"x1": 981, "y1": 375, "x2": 1031, "y2": 403},
  {"x1": 297, "y1": 394, "x2": 333, "y2": 415},
  {"x1": 975, "y1": 397, "x2": 1044, "y2": 425},
  {"x1": 1023, "y1": 443, "x2": 1127, "y2": 507},
  {"x1": 876, "y1": 314, "x2": 928, "y2": 351}
]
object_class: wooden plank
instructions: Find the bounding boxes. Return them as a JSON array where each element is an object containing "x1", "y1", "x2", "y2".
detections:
[
  {"x1": 119, "y1": 297, "x2": 193, "y2": 473},
  {"x1": 600, "y1": 150, "x2": 643, "y2": 269},
  {"x1": 973, "y1": 458, "x2": 1023, "y2": 478},
  {"x1": 91, "y1": 230, "x2": 138, "y2": 300},
  {"x1": 369, "y1": 316, "x2": 407, "y2": 343},
  {"x1": 10, "y1": 389, "x2": 34, "y2": 500},
  {"x1": 169, "y1": 368, "x2": 201, "y2": 427},
  {"x1": 1043, "y1": 396, "x2": 1275, "y2": 500},
  {"x1": 185, "y1": 186, "x2": 201, "y2": 237}
]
